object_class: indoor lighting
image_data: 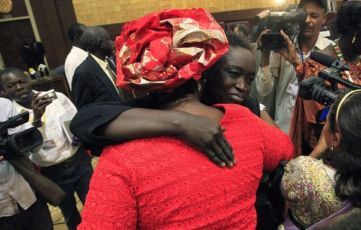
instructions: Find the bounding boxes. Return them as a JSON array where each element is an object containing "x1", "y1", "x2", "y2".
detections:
[{"x1": 275, "y1": 0, "x2": 286, "y2": 6}]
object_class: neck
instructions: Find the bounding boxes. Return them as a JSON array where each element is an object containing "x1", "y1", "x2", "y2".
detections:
[
  {"x1": 17, "y1": 98, "x2": 32, "y2": 109},
  {"x1": 166, "y1": 95, "x2": 199, "y2": 110},
  {"x1": 299, "y1": 33, "x2": 319, "y2": 54},
  {"x1": 166, "y1": 95, "x2": 223, "y2": 122},
  {"x1": 16, "y1": 90, "x2": 34, "y2": 109},
  {"x1": 93, "y1": 52, "x2": 106, "y2": 61}
]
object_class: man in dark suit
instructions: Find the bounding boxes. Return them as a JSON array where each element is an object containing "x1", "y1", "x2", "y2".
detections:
[{"x1": 71, "y1": 26, "x2": 127, "y2": 109}]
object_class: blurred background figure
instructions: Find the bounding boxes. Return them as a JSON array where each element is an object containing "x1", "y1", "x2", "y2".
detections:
[{"x1": 64, "y1": 23, "x2": 88, "y2": 90}]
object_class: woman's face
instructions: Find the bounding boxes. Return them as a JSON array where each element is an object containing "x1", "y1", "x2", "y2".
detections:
[{"x1": 208, "y1": 46, "x2": 256, "y2": 104}]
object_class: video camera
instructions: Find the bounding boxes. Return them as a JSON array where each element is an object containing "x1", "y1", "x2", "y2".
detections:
[
  {"x1": 299, "y1": 51, "x2": 361, "y2": 122},
  {"x1": 0, "y1": 112, "x2": 43, "y2": 159},
  {"x1": 260, "y1": 5, "x2": 307, "y2": 51}
]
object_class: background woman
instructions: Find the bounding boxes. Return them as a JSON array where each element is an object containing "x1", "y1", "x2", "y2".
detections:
[
  {"x1": 281, "y1": 90, "x2": 361, "y2": 229},
  {"x1": 201, "y1": 32, "x2": 275, "y2": 126}
]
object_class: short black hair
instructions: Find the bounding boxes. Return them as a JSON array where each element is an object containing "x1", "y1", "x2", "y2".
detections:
[
  {"x1": 203, "y1": 31, "x2": 252, "y2": 79},
  {"x1": 336, "y1": 1, "x2": 361, "y2": 37},
  {"x1": 68, "y1": 23, "x2": 86, "y2": 43},
  {"x1": 0, "y1": 67, "x2": 25, "y2": 89},
  {"x1": 79, "y1": 26, "x2": 110, "y2": 53}
]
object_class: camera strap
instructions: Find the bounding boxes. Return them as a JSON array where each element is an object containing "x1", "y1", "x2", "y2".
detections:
[
  {"x1": 333, "y1": 40, "x2": 354, "y2": 83},
  {"x1": 332, "y1": 40, "x2": 345, "y2": 63}
]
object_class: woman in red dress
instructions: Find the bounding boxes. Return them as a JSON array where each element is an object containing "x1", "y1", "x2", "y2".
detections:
[{"x1": 79, "y1": 8, "x2": 293, "y2": 229}]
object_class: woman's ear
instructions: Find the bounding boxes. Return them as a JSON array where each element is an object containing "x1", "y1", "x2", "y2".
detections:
[{"x1": 332, "y1": 130, "x2": 342, "y2": 149}]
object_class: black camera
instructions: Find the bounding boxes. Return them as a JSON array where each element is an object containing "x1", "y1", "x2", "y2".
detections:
[
  {"x1": 260, "y1": 5, "x2": 307, "y2": 51},
  {"x1": 299, "y1": 76, "x2": 339, "y2": 106},
  {"x1": 299, "y1": 52, "x2": 361, "y2": 122},
  {"x1": 0, "y1": 112, "x2": 43, "y2": 159}
]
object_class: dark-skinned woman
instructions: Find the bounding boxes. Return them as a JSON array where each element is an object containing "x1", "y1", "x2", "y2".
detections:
[{"x1": 79, "y1": 8, "x2": 293, "y2": 229}]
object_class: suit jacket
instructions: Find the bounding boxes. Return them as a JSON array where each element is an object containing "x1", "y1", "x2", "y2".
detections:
[{"x1": 71, "y1": 55, "x2": 121, "y2": 109}]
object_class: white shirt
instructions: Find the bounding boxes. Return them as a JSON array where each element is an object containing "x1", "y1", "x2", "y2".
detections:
[
  {"x1": 13, "y1": 91, "x2": 79, "y2": 167},
  {"x1": 0, "y1": 98, "x2": 37, "y2": 217},
  {"x1": 64, "y1": 46, "x2": 88, "y2": 90},
  {"x1": 255, "y1": 34, "x2": 334, "y2": 134}
]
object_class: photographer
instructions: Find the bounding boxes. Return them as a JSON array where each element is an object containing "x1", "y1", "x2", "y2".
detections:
[
  {"x1": 288, "y1": 0, "x2": 361, "y2": 156},
  {"x1": 255, "y1": 0, "x2": 336, "y2": 136},
  {"x1": 0, "y1": 97, "x2": 53, "y2": 230},
  {"x1": 0, "y1": 68, "x2": 93, "y2": 230}
]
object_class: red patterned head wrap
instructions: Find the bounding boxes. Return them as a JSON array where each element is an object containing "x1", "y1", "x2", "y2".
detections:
[{"x1": 115, "y1": 8, "x2": 229, "y2": 92}]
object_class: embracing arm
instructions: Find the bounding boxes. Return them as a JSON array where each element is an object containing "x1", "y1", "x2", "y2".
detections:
[
  {"x1": 70, "y1": 102, "x2": 234, "y2": 167},
  {"x1": 103, "y1": 108, "x2": 234, "y2": 167}
]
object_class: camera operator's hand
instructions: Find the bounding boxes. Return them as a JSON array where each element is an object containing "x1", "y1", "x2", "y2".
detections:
[
  {"x1": 0, "y1": 155, "x2": 4, "y2": 161},
  {"x1": 32, "y1": 93, "x2": 52, "y2": 122},
  {"x1": 257, "y1": 29, "x2": 271, "y2": 52},
  {"x1": 277, "y1": 30, "x2": 302, "y2": 68},
  {"x1": 258, "y1": 29, "x2": 272, "y2": 67}
]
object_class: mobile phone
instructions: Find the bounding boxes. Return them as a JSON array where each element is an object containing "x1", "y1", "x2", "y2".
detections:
[{"x1": 40, "y1": 89, "x2": 57, "y2": 101}]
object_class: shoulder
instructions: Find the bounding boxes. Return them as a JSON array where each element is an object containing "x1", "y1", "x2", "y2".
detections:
[
  {"x1": 322, "y1": 36, "x2": 335, "y2": 47},
  {"x1": 0, "y1": 97, "x2": 13, "y2": 108},
  {"x1": 65, "y1": 48, "x2": 87, "y2": 65},
  {"x1": 74, "y1": 56, "x2": 92, "y2": 73},
  {"x1": 317, "y1": 35, "x2": 336, "y2": 52},
  {"x1": 218, "y1": 103, "x2": 261, "y2": 122},
  {"x1": 100, "y1": 137, "x2": 191, "y2": 169},
  {"x1": 0, "y1": 98, "x2": 17, "y2": 120}
]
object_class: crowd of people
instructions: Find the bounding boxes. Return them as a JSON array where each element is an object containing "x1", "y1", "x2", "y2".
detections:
[{"x1": 0, "y1": 0, "x2": 361, "y2": 229}]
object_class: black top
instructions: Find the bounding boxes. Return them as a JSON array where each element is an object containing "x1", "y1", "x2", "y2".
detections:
[
  {"x1": 70, "y1": 95, "x2": 260, "y2": 155},
  {"x1": 71, "y1": 55, "x2": 122, "y2": 109}
]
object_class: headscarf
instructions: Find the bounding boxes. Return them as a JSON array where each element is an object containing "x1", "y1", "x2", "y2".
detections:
[
  {"x1": 282, "y1": 156, "x2": 343, "y2": 227},
  {"x1": 115, "y1": 8, "x2": 229, "y2": 92}
]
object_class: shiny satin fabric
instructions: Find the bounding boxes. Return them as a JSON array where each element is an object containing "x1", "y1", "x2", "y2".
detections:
[{"x1": 115, "y1": 8, "x2": 229, "y2": 93}]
